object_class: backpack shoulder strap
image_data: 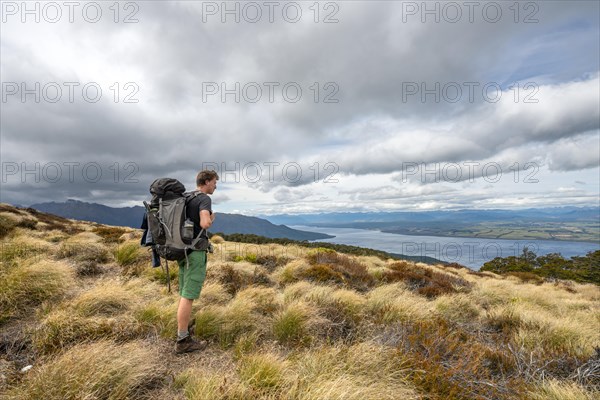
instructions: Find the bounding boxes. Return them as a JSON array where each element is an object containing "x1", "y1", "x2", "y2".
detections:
[{"x1": 184, "y1": 190, "x2": 205, "y2": 203}]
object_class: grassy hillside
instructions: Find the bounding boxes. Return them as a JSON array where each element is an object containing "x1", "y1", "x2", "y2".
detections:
[{"x1": 1, "y1": 204, "x2": 599, "y2": 399}]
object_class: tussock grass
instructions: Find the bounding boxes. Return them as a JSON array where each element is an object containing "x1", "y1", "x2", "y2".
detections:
[
  {"x1": 115, "y1": 241, "x2": 143, "y2": 266},
  {"x1": 0, "y1": 236, "x2": 50, "y2": 266},
  {"x1": 33, "y1": 278, "x2": 160, "y2": 352},
  {"x1": 4, "y1": 204, "x2": 600, "y2": 400},
  {"x1": 285, "y1": 342, "x2": 418, "y2": 400},
  {"x1": 282, "y1": 281, "x2": 315, "y2": 304},
  {"x1": 365, "y1": 283, "x2": 431, "y2": 324},
  {"x1": 144, "y1": 262, "x2": 179, "y2": 285},
  {"x1": 72, "y1": 280, "x2": 135, "y2": 316},
  {"x1": 199, "y1": 281, "x2": 232, "y2": 305},
  {"x1": 55, "y1": 232, "x2": 112, "y2": 272},
  {"x1": 0, "y1": 259, "x2": 74, "y2": 324},
  {"x1": 33, "y1": 307, "x2": 144, "y2": 354},
  {"x1": 134, "y1": 296, "x2": 179, "y2": 338},
  {"x1": 235, "y1": 286, "x2": 282, "y2": 315},
  {"x1": 276, "y1": 259, "x2": 311, "y2": 285},
  {"x1": 56, "y1": 241, "x2": 111, "y2": 261},
  {"x1": 272, "y1": 301, "x2": 318, "y2": 345},
  {"x1": 528, "y1": 379, "x2": 598, "y2": 400},
  {"x1": 6, "y1": 340, "x2": 166, "y2": 400},
  {"x1": 238, "y1": 352, "x2": 286, "y2": 390},
  {"x1": 433, "y1": 293, "x2": 482, "y2": 324},
  {"x1": 210, "y1": 234, "x2": 225, "y2": 244},
  {"x1": 299, "y1": 286, "x2": 366, "y2": 341},
  {"x1": 302, "y1": 249, "x2": 374, "y2": 291},
  {"x1": 194, "y1": 296, "x2": 268, "y2": 347},
  {"x1": 177, "y1": 369, "x2": 253, "y2": 400}
]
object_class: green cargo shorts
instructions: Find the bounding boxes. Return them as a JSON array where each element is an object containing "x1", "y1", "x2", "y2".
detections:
[{"x1": 178, "y1": 250, "x2": 207, "y2": 300}]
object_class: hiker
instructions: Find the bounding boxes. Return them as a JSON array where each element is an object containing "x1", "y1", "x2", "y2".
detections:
[{"x1": 175, "y1": 169, "x2": 219, "y2": 354}]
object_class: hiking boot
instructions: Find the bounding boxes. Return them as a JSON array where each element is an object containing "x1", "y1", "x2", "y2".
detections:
[
  {"x1": 175, "y1": 335, "x2": 207, "y2": 354},
  {"x1": 188, "y1": 318, "x2": 196, "y2": 336}
]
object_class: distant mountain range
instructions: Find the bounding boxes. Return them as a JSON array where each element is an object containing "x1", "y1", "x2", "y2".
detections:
[
  {"x1": 261, "y1": 207, "x2": 600, "y2": 243},
  {"x1": 262, "y1": 207, "x2": 600, "y2": 226},
  {"x1": 29, "y1": 200, "x2": 333, "y2": 241}
]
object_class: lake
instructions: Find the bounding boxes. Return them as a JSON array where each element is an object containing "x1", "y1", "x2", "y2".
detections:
[{"x1": 290, "y1": 226, "x2": 600, "y2": 270}]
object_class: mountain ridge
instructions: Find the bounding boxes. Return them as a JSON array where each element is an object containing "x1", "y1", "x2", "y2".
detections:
[{"x1": 28, "y1": 200, "x2": 333, "y2": 241}]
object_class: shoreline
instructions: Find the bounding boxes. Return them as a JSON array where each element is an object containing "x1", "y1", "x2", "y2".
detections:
[{"x1": 377, "y1": 229, "x2": 600, "y2": 244}]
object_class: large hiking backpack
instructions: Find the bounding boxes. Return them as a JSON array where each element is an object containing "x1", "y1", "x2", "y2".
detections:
[{"x1": 142, "y1": 178, "x2": 210, "y2": 291}]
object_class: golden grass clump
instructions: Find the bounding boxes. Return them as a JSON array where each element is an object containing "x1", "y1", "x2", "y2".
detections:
[
  {"x1": 0, "y1": 236, "x2": 50, "y2": 266},
  {"x1": 193, "y1": 296, "x2": 268, "y2": 347},
  {"x1": 198, "y1": 281, "x2": 232, "y2": 305},
  {"x1": 72, "y1": 279, "x2": 135, "y2": 317},
  {"x1": 92, "y1": 225, "x2": 131, "y2": 243},
  {"x1": 238, "y1": 352, "x2": 287, "y2": 390},
  {"x1": 282, "y1": 281, "x2": 316, "y2": 304},
  {"x1": 33, "y1": 307, "x2": 144, "y2": 354},
  {"x1": 528, "y1": 379, "x2": 598, "y2": 400},
  {"x1": 285, "y1": 342, "x2": 419, "y2": 400},
  {"x1": 134, "y1": 296, "x2": 179, "y2": 338},
  {"x1": 6, "y1": 340, "x2": 166, "y2": 400},
  {"x1": 234, "y1": 286, "x2": 282, "y2": 315},
  {"x1": 365, "y1": 283, "x2": 431, "y2": 324},
  {"x1": 210, "y1": 234, "x2": 225, "y2": 244},
  {"x1": 272, "y1": 301, "x2": 325, "y2": 346},
  {"x1": 33, "y1": 279, "x2": 156, "y2": 353},
  {"x1": 114, "y1": 241, "x2": 144, "y2": 266},
  {"x1": 297, "y1": 286, "x2": 366, "y2": 341},
  {"x1": 0, "y1": 259, "x2": 74, "y2": 324},
  {"x1": 276, "y1": 258, "x2": 311, "y2": 285},
  {"x1": 56, "y1": 238, "x2": 111, "y2": 263},
  {"x1": 478, "y1": 278, "x2": 600, "y2": 358},
  {"x1": 433, "y1": 293, "x2": 482, "y2": 324},
  {"x1": 176, "y1": 369, "x2": 254, "y2": 400}
]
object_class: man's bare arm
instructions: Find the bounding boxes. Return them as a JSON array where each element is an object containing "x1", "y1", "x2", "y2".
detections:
[{"x1": 200, "y1": 210, "x2": 214, "y2": 229}]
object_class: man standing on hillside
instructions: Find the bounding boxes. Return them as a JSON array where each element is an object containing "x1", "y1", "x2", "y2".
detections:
[{"x1": 175, "y1": 169, "x2": 219, "y2": 354}]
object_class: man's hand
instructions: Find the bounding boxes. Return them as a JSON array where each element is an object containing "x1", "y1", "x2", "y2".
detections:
[{"x1": 210, "y1": 212, "x2": 216, "y2": 222}]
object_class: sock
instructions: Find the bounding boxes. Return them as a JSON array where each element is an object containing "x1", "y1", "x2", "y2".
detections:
[{"x1": 177, "y1": 330, "x2": 189, "y2": 341}]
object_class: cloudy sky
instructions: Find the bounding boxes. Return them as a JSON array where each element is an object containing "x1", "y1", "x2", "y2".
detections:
[{"x1": 1, "y1": 0, "x2": 599, "y2": 215}]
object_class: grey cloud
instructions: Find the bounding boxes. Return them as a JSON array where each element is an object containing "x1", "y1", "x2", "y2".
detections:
[{"x1": 1, "y1": 1, "x2": 598, "y2": 209}]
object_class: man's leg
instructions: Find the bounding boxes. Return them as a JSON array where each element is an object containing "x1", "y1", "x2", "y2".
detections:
[
  {"x1": 175, "y1": 251, "x2": 208, "y2": 353},
  {"x1": 177, "y1": 297, "x2": 193, "y2": 335}
]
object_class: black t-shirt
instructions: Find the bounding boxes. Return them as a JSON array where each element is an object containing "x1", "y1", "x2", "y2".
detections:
[{"x1": 186, "y1": 192, "x2": 212, "y2": 239}]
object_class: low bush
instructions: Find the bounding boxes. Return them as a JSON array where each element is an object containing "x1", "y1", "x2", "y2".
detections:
[
  {"x1": 382, "y1": 264, "x2": 472, "y2": 298},
  {"x1": 92, "y1": 226, "x2": 130, "y2": 243},
  {"x1": 0, "y1": 215, "x2": 18, "y2": 239},
  {"x1": 302, "y1": 250, "x2": 374, "y2": 291}
]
